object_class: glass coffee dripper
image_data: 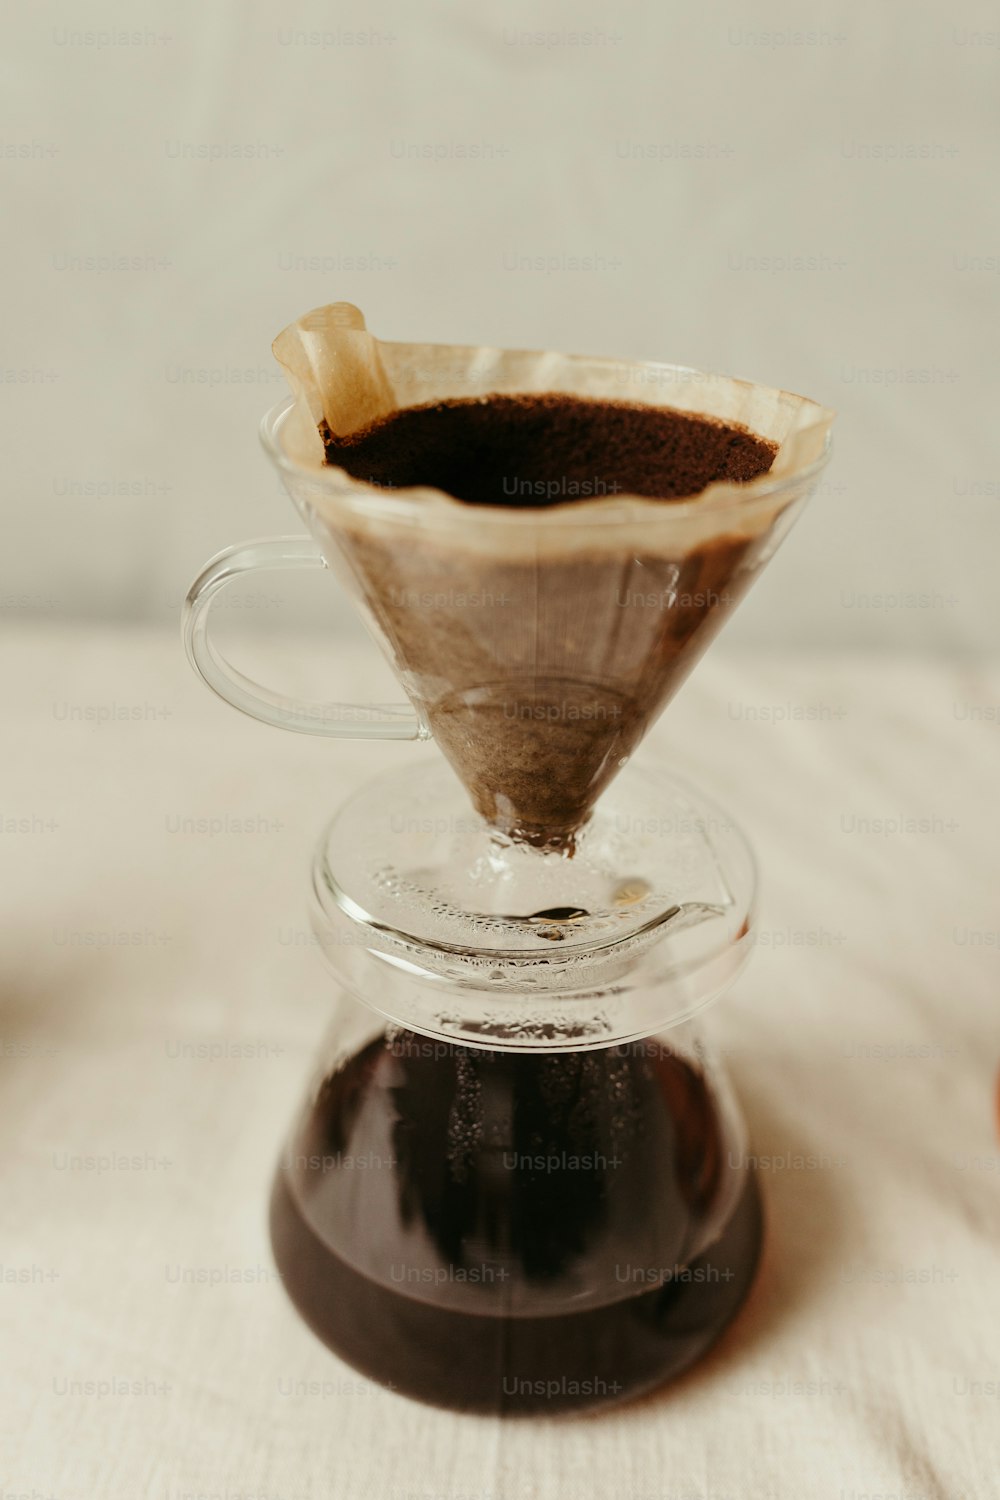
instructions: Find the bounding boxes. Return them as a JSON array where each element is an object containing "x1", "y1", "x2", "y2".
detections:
[{"x1": 183, "y1": 316, "x2": 833, "y2": 1414}]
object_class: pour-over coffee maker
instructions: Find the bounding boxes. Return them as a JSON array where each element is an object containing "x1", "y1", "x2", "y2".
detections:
[{"x1": 183, "y1": 305, "x2": 833, "y2": 1414}]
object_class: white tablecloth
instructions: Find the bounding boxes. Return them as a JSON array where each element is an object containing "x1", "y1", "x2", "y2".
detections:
[{"x1": 3, "y1": 626, "x2": 999, "y2": 1497}]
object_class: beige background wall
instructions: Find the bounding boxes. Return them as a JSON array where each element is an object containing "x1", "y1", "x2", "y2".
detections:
[{"x1": 3, "y1": 0, "x2": 996, "y2": 649}]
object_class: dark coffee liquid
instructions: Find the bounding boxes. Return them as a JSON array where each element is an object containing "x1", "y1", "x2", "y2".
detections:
[
  {"x1": 321, "y1": 392, "x2": 776, "y2": 507},
  {"x1": 270, "y1": 1032, "x2": 762, "y2": 1414}
]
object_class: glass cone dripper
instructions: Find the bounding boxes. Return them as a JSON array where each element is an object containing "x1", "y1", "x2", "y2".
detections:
[
  {"x1": 308, "y1": 508, "x2": 778, "y2": 848},
  {"x1": 270, "y1": 306, "x2": 834, "y2": 849}
]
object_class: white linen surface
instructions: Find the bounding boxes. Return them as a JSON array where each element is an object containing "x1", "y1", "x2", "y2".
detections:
[{"x1": 2, "y1": 626, "x2": 998, "y2": 1498}]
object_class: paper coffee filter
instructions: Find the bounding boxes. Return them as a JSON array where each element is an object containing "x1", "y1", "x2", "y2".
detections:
[
  {"x1": 272, "y1": 301, "x2": 397, "y2": 444},
  {"x1": 270, "y1": 302, "x2": 834, "y2": 847}
]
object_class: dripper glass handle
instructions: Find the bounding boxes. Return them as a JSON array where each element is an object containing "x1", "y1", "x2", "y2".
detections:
[{"x1": 182, "y1": 536, "x2": 427, "y2": 741}]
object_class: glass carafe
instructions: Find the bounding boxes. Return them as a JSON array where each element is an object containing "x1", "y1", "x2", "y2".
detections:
[{"x1": 269, "y1": 758, "x2": 762, "y2": 1415}]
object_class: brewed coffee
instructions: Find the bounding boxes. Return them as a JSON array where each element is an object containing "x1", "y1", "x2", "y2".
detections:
[{"x1": 271, "y1": 1030, "x2": 761, "y2": 1414}]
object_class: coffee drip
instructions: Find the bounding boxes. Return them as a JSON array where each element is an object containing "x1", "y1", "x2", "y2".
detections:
[{"x1": 185, "y1": 305, "x2": 833, "y2": 1413}]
